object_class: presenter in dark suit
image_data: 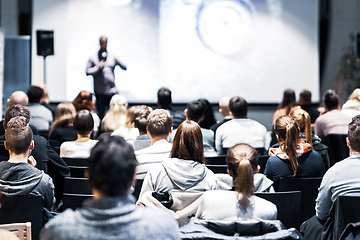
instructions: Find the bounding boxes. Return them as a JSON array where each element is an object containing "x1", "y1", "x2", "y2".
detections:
[{"x1": 86, "y1": 36, "x2": 127, "y2": 119}]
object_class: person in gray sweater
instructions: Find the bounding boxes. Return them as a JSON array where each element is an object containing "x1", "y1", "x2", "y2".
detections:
[{"x1": 40, "y1": 134, "x2": 180, "y2": 240}]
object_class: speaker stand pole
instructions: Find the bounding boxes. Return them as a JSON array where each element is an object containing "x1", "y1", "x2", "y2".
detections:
[{"x1": 43, "y1": 55, "x2": 47, "y2": 84}]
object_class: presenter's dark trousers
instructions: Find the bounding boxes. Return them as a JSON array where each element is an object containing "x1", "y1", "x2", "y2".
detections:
[{"x1": 94, "y1": 92, "x2": 114, "y2": 120}]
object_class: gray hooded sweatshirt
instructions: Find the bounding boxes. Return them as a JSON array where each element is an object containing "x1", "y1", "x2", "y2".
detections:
[{"x1": 0, "y1": 161, "x2": 55, "y2": 209}]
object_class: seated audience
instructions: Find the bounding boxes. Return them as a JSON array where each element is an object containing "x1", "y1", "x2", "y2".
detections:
[
  {"x1": 195, "y1": 155, "x2": 277, "y2": 221},
  {"x1": 215, "y1": 96, "x2": 267, "y2": 155},
  {"x1": 112, "y1": 105, "x2": 139, "y2": 141},
  {"x1": 157, "y1": 87, "x2": 186, "y2": 129},
  {"x1": 0, "y1": 116, "x2": 55, "y2": 210},
  {"x1": 39, "y1": 84, "x2": 57, "y2": 118},
  {"x1": 342, "y1": 88, "x2": 360, "y2": 118},
  {"x1": 198, "y1": 98, "x2": 216, "y2": 129},
  {"x1": 217, "y1": 143, "x2": 274, "y2": 192},
  {"x1": 289, "y1": 108, "x2": 330, "y2": 170},
  {"x1": 60, "y1": 110, "x2": 98, "y2": 158},
  {"x1": 265, "y1": 115, "x2": 325, "y2": 190},
  {"x1": 101, "y1": 94, "x2": 127, "y2": 132},
  {"x1": 135, "y1": 109, "x2": 173, "y2": 180},
  {"x1": 132, "y1": 105, "x2": 153, "y2": 151},
  {"x1": 48, "y1": 102, "x2": 77, "y2": 142},
  {"x1": 210, "y1": 96, "x2": 232, "y2": 133},
  {"x1": 299, "y1": 90, "x2": 320, "y2": 123},
  {"x1": 40, "y1": 135, "x2": 180, "y2": 240},
  {"x1": 72, "y1": 91, "x2": 100, "y2": 138},
  {"x1": 139, "y1": 120, "x2": 218, "y2": 199},
  {"x1": 27, "y1": 85, "x2": 53, "y2": 131},
  {"x1": 170, "y1": 100, "x2": 216, "y2": 155},
  {"x1": 315, "y1": 90, "x2": 352, "y2": 140}
]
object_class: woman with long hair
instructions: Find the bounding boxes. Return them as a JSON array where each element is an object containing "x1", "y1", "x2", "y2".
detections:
[
  {"x1": 139, "y1": 120, "x2": 218, "y2": 198},
  {"x1": 195, "y1": 144, "x2": 277, "y2": 221},
  {"x1": 265, "y1": 115, "x2": 325, "y2": 190},
  {"x1": 101, "y1": 94, "x2": 128, "y2": 132},
  {"x1": 111, "y1": 105, "x2": 139, "y2": 142},
  {"x1": 289, "y1": 108, "x2": 330, "y2": 170},
  {"x1": 48, "y1": 102, "x2": 77, "y2": 141},
  {"x1": 198, "y1": 98, "x2": 216, "y2": 129}
]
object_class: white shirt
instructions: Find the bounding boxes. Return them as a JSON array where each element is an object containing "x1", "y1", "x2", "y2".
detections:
[{"x1": 60, "y1": 140, "x2": 98, "y2": 158}]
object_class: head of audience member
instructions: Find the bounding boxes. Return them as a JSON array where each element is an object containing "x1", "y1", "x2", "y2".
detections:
[
  {"x1": 125, "y1": 106, "x2": 137, "y2": 129},
  {"x1": 7, "y1": 91, "x2": 28, "y2": 109},
  {"x1": 279, "y1": 89, "x2": 296, "y2": 115},
  {"x1": 322, "y1": 90, "x2": 339, "y2": 111},
  {"x1": 99, "y1": 36, "x2": 108, "y2": 52},
  {"x1": 198, "y1": 98, "x2": 216, "y2": 129},
  {"x1": 5, "y1": 116, "x2": 34, "y2": 156},
  {"x1": 289, "y1": 108, "x2": 313, "y2": 148},
  {"x1": 275, "y1": 115, "x2": 300, "y2": 175},
  {"x1": 73, "y1": 110, "x2": 94, "y2": 137},
  {"x1": 4, "y1": 104, "x2": 31, "y2": 130},
  {"x1": 219, "y1": 96, "x2": 231, "y2": 118},
  {"x1": 49, "y1": 102, "x2": 77, "y2": 136},
  {"x1": 226, "y1": 144, "x2": 257, "y2": 208},
  {"x1": 229, "y1": 96, "x2": 248, "y2": 118},
  {"x1": 147, "y1": 109, "x2": 173, "y2": 144},
  {"x1": 348, "y1": 88, "x2": 360, "y2": 102},
  {"x1": 27, "y1": 85, "x2": 45, "y2": 104},
  {"x1": 87, "y1": 134, "x2": 138, "y2": 197},
  {"x1": 157, "y1": 87, "x2": 172, "y2": 110},
  {"x1": 39, "y1": 84, "x2": 50, "y2": 104},
  {"x1": 347, "y1": 115, "x2": 360, "y2": 155},
  {"x1": 102, "y1": 94, "x2": 128, "y2": 132},
  {"x1": 299, "y1": 90, "x2": 312, "y2": 106},
  {"x1": 170, "y1": 120, "x2": 205, "y2": 164},
  {"x1": 184, "y1": 100, "x2": 206, "y2": 123},
  {"x1": 72, "y1": 91, "x2": 96, "y2": 112},
  {"x1": 133, "y1": 105, "x2": 153, "y2": 135}
]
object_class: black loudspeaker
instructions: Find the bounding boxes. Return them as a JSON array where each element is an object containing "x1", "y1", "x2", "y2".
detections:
[
  {"x1": 355, "y1": 32, "x2": 360, "y2": 59},
  {"x1": 36, "y1": 30, "x2": 54, "y2": 57}
]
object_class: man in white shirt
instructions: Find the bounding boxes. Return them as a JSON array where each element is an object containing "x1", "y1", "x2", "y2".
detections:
[{"x1": 135, "y1": 109, "x2": 173, "y2": 180}]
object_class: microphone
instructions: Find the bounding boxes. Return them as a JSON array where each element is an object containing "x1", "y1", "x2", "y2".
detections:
[{"x1": 101, "y1": 51, "x2": 107, "y2": 61}]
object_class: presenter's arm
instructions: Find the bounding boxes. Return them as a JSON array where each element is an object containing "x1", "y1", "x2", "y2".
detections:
[
  {"x1": 115, "y1": 57, "x2": 127, "y2": 71},
  {"x1": 86, "y1": 58, "x2": 102, "y2": 76}
]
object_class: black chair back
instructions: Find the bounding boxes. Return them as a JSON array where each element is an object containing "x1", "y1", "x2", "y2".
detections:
[
  {"x1": 132, "y1": 179, "x2": 144, "y2": 200},
  {"x1": 63, "y1": 177, "x2": 92, "y2": 194},
  {"x1": 205, "y1": 155, "x2": 228, "y2": 174},
  {"x1": 278, "y1": 177, "x2": 322, "y2": 224},
  {"x1": 255, "y1": 191, "x2": 301, "y2": 230},
  {"x1": 0, "y1": 195, "x2": 43, "y2": 240},
  {"x1": 258, "y1": 155, "x2": 269, "y2": 174},
  {"x1": 62, "y1": 193, "x2": 93, "y2": 210},
  {"x1": 69, "y1": 166, "x2": 88, "y2": 178},
  {"x1": 63, "y1": 157, "x2": 88, "y2": 167},
  {"x1": 323, "y1": 134, "x2": 349, "y2": 167}
]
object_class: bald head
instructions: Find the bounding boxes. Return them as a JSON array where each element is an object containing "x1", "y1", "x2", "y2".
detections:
[
  {"x1": 219, "y1": 96, "x2": 231, "y2": 117},
  {"x1": 7, "y1": 91, "x2": 29, "y2": 109}
]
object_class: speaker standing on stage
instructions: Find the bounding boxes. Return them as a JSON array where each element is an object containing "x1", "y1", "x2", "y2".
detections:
[{"x1": 86, "y1": 36, "x2": 127, "y2": 120}]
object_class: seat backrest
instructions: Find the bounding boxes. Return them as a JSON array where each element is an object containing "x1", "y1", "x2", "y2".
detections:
[
  {"x1": 0, "y1": 222, "x2": 32, "y2": 240},
  {"x1": 205, "y1": 155, "x2": 226, "y2": 165},
  {"x1": 323, "y1": 134, "x2": 349, "y2": 167},
  {"x1": 69, "y1": 166, "x2": 88, "y2": 178},
  {"x1": 63, "y1": 177, "x2": 92, "y2": 194},
  {"x1": 258, "y1": 155, "x2": 269, "y2": 174},
  {"x1": 255, "y1": 191, "x2": 301, "y2": 230},
  {"x1": 62, "y1": 193, "x2": 93, "y2": 210},
  {"x1": 132, "y1": 179, "x2": 144, "y2": 200},
  {"x1": 0, "y1": 196, "x2": 42, "y2": 240},
  {"x1": 63, "y1": 157, "x2": 88, "y2": 167},
  {"x1": 278, "y1": 177, "x2": 322, "y2": 224}
]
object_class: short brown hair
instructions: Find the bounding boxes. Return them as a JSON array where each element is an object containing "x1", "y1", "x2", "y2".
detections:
[
  {"x1": 5, "y1": 116, "x2": 33, "y2": 154},
  {"x1": 348, "y1": 115, "x2": 360, "y2": 152},
  {"x1": 147, "y1": 109, "x2": 172, "y2": 137},
  {"x1": 133, "y1": 105, "x2": 153, "y2": 134},
  {"x1": 170, "y1": 120, "x2": 204, "y2": 164}
]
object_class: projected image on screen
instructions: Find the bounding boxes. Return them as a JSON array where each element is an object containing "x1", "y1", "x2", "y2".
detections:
[{"x1": 65, "y1": 0, "x2": 318, "y2": 103}]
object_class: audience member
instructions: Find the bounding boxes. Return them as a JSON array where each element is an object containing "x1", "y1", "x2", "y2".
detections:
[
  {"x1": 315, "y1": 90, "x2": 352, "y2": 140},
  {"x1": 157, "y1": 87, "x2": 186, "y2": 129},
  {"x1": 170, "y1": 100, "x2": 215, "y2": 154},
  {"x1": 39, "y1": 84, "x2": 57, "y2": 118},
  {"x1": 132, "y1": 105, "x2": 153, "y2": 151},
  {"x1": 272, "y1": 89, "x2": 298, "y2": 125},
  {"x1": 289, "y1": 108, "x2": 330, "y2": 170},
  {"x1": 72, "y1": 91, "x2": 100, "y2": 138},
  {"x1": 217, "y1": 143, "x2": 274, "y2": 192},
  {"x1": 60, "y1": 110, "x2": 98, "y2": 158},
  {"x1": 0, "y1": 116, "x2": 55, "y2": 210},
  {"x1": 342, "y1": 88, "x2": 360, "y2": 118},
  {"x1": 265, "y1": 115, "x2": 325, "y2": 190},
  {"x1": 112, "y1": 105, "x2": 139, "y2": 141},
  {"x1": 101, "y1": 94, "x2": 127, "y2": 132},
  {"x1": 299, "y1": 90, "x2": 320, "y2": 123},
  {"x1": 139, "y1": 120, "x2": 218, "y2": 199},
  {"x1": 210, "y1": 96, "x2": 232, "y2": 133},
  {"x1": 48, "y1": 102, "x2": 77, "y2": 142},
  {"x1": 135, "y1": 109, "x2": 173, "y2": 180},
  {"x1": 196, "y1": 156, "x2": 277, "y2": 221},
  {"x1": 0, "y1": 104, "x2": 69, "y2": 205},
  {"x1": 40, "y1": 134, "x2": 180, "y2": 240},
  {"x1": 215, "y1": 96, "x2": 267, "y2": 155},
  {"x1": 198, "y1": 98, "x2": 216, "y2": 129},
  {"x1": 27, "y1": 85, "x2": 53, "y2": 131}
]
